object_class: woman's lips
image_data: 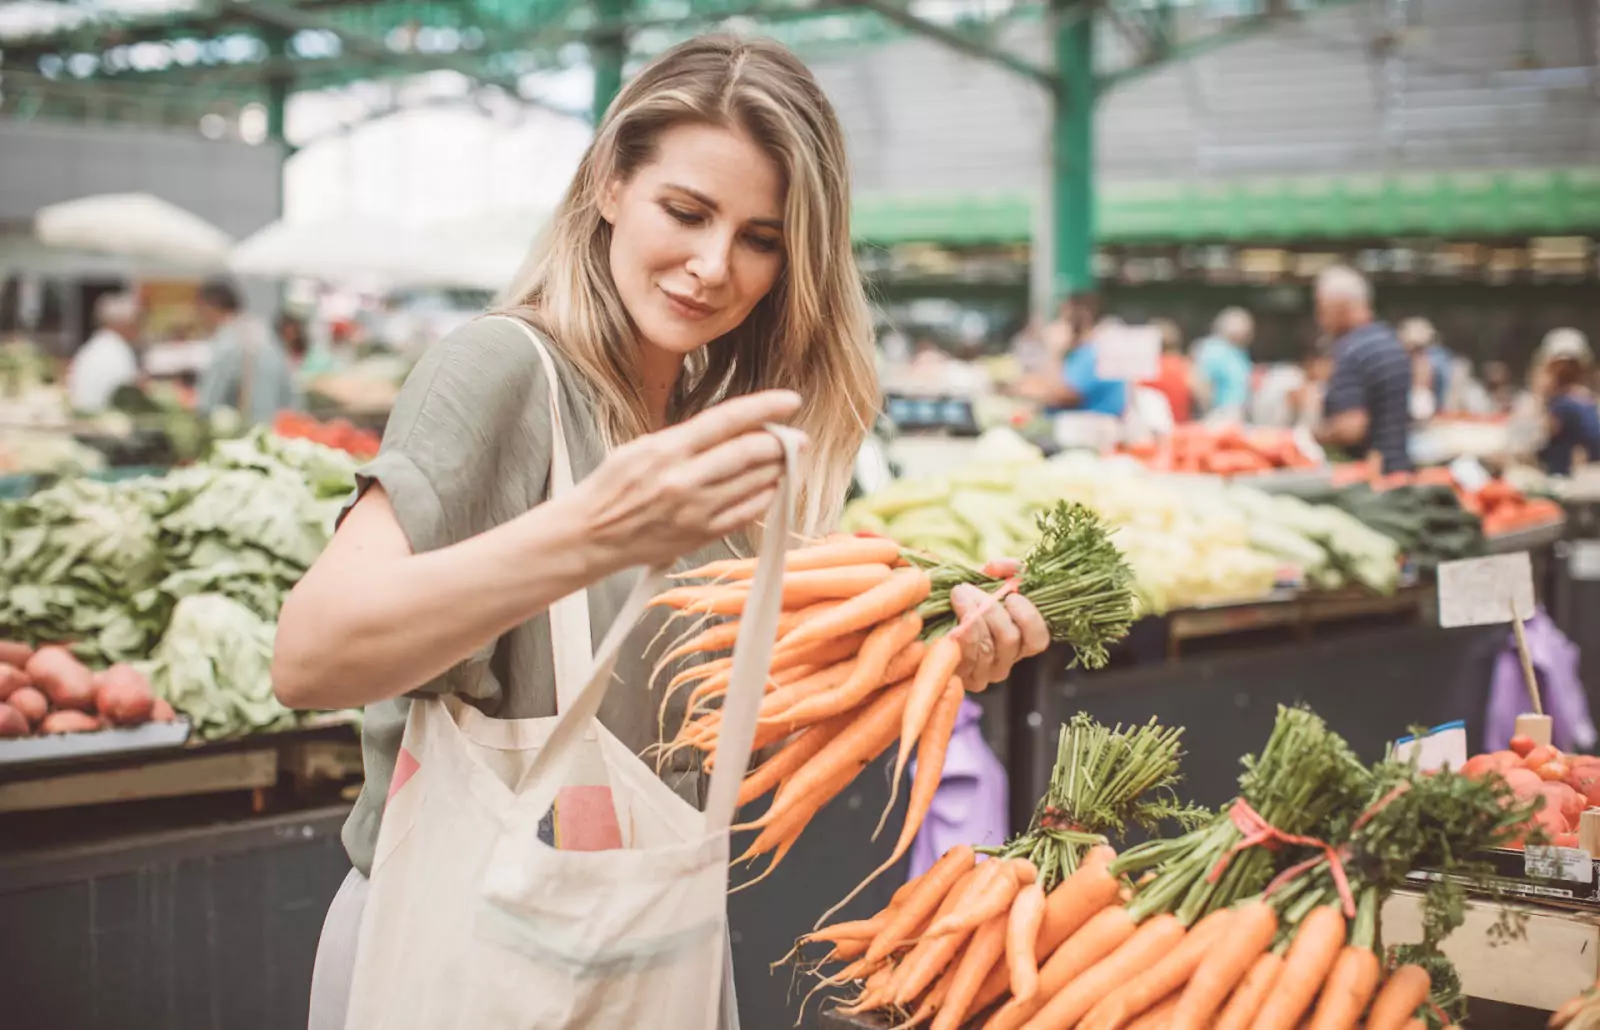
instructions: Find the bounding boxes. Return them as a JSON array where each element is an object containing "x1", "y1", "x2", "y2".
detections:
[{"x1": 661, "y1": 287, "x2": 717, "y2": 320}]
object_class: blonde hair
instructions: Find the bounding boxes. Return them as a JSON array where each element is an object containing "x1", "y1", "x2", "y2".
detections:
[{"x1": 498, "y1": 34, "x2": 878, "y2": 534}]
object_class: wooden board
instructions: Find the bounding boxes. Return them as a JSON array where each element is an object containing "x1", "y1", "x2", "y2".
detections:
[
  {"x1": 1383, "y1": 889, "x2": 1600, "y2": 1011},
  {"x1": 0, "y1": 749, "x2": 278, "y2": 813}
]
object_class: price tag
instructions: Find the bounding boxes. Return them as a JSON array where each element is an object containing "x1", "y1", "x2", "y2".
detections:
[
  {"x1": 1391, "y1": 720, "x2": 1468, "y2": 772},
  {"x1": 1525, "y1": 846, "x2": 1595, "y2": 881},
  {"x1": 1436, "y1": 552, "x2": 1536, "y2": 628},
  {"x1": 1568, "y1": 540, "x2": 1600, "y2": 582},
  {"x1": 1447, "y1": 456, "x2": 1491, "y2": 494},
  {"x1": 1094, "y1": 325, "x2": 1161, "y2": 381}
]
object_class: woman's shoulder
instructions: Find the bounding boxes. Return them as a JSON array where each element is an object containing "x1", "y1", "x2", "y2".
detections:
[{"x1": 396, "y1": 315, "x2": 573, "y2": 420}]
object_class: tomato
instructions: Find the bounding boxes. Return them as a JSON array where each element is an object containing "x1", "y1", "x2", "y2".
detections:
[
  {"x1": 1522, "y1": 745, "x2": 1558, "y2": 770},
  {"x1": 1539, "y1": 761, "x2": 1570, "y2": 782},
  {"x1": 1509, "y1": 735, "x2": 1538, "y2": 757}
]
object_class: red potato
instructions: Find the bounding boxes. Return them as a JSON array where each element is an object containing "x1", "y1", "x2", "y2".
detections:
[
  {"x1": 39, "y1": 710, "x2": 102, "y2": 734},
  {"x1": 1461, "y1": 753, "x2": 1498, "y2": 779},
  {"x1": 151, "y1": 698, "x2": 176, "y2": 723},
  {"x1": 1539, "y1": 761, "x2": 1571, "y2": 783},
  {"x1": 0, "y1": 662, "x2": 28, "y2": 701},
  {"x1": 1555, "y1": 832, "x2": 1581, "y2": 848},
  {"x1": 26, "y1": 646, "x2": 95, "y2": 711},
  {"x1": 1502, "y1": 767, "x2": 1544, "y2": 799},
  {"x1": 0, "y1": 640, "x2": 33, "y2": 669},
  {"x1": 8, "y1": 686, "x2": 47, "y2": 726},
  {"x1": 0, "y1": 702, "x2": 27, "y2": 737},
  {"x1": 1539, "y1": 782, "x2": 1585, "y2": 827},
  {"x1": 1533, "y1": 806, "x2": 1569, "y2": 840},
  {"x1": 93, "y1": 664, "x2": 154, "y2": 726},
  {"x1": 1522, "y1": 745, "x2": 1557, "y2": 770}
]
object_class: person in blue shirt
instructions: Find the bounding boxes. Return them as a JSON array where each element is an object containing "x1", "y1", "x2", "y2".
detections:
[
  {"x1": 1535, "y1": 328, "x2": 1600, "y2": 476},
  {"x1": 1009, "y1": 293, "x2": 1127, "y2": 416},
  {"x1": 1191, "y1": 307, "x2": 1254, "y2": 419},
  {"x1": 1399, "y1": 317, "x2": 1453, "y2": 414}
]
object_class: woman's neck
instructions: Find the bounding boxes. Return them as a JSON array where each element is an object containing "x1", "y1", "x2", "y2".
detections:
[{"x1": 638, "y1": 343, "x2": 686, "y2": 430}]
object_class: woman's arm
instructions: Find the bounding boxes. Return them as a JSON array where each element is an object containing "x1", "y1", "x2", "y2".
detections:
[
  {"x1": 273, "y1": 388, "x2": 803, "y2": 711},
  {"x1": 271, "y1": 484, "x2": 611, "y2": 711}
]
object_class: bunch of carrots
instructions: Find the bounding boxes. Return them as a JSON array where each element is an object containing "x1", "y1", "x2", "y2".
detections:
[
  {"x1": 649, "y1": 502, "x2": 1136, "y2": 891},
  {"x1": 802, "y1": 706, "x2": 1528, "y2": 1029}
]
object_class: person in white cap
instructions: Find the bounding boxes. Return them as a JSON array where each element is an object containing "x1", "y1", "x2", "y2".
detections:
[
  {"x1": 67, "y1": 291, "x2": 142, "y2": 413},
  {"x1": 1531, "y1": 328, "x2": 1600, "y2": 475}
]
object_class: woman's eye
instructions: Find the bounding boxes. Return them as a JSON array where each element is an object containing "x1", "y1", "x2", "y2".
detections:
[
  {"x1": 664, "y1": 205, "x2": 703, "y2": 226},
  {"x1": 746, "y1": 234, "x2": 782, "y2": 254}
]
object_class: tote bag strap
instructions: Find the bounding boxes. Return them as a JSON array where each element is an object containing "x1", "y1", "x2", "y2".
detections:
[{"x1": 492, "y1": 315, "x2": 592, "y2": 711}]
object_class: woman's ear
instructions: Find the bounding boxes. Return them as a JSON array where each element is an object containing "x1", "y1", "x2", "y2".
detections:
[{"x1": 598, "y1": 176, "x2": 622, "y2": 226}]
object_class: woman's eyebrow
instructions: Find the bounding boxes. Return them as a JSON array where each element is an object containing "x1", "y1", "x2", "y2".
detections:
[{"x1": 663, "y1": 183, "x2": 784, "y2": 231}]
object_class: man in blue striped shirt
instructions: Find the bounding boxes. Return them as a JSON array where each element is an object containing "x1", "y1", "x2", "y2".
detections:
[{"x1": 1313, "y1": 266, "x2": 1414, "y2": 473}]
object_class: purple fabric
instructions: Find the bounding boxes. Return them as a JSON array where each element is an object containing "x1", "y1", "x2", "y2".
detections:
[
  {"x1": 1485, "y1": 608, "x2": 1597, "y2": 754},
  {"x1": 906, "y1": 698, "x2": 1010, "y2": 879}
]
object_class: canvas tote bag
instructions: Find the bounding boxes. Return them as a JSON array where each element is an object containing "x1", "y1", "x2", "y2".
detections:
[{"x1": 343, "y1": 318, "x2": 796, "y2": 1030}]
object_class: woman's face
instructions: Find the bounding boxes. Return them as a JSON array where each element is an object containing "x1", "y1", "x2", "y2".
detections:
[{"x1": 601, "y1": 122, "x2": 786, "y2": 362}]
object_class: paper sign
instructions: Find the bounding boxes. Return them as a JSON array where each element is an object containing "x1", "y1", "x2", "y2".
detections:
[
  {"x1": 1094, "y1": 326, "x2": 1161, "y2": 381},
  {"x1": 1391, "y1": 721, "x2": 1468, "y2": 772},
  {"x1": 1525, "y1": 846, "x2": 1595, "y2": 881},
  {"x1": 1448, "y1": 456, "x2": 1491, "y2": 494},
  {"x1": 1436, "y1": 551, "x2": 1536, "y2": 628}
]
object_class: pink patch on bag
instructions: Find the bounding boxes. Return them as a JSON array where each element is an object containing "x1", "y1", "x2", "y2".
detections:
[
  {"x1": 554, "y1": 785, "x2": 623, "y2": 851},
  {"x1": 388, "y1": 747, "x2": 420, "y2": 804}
]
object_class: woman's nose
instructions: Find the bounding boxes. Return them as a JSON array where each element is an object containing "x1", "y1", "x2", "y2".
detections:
[{"x1": 686, "y1": 233, "x2": 734, "y2": 287}]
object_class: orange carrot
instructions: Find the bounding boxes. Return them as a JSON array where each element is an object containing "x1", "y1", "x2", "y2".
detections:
[
  {"x1": 1006, "y1": 882, "x2": 1048, "y2": 1003},
  {"x1": 1306, "y1": 945, "x2": 1382, "y2": 1030},
  {"x1": 890, "y1": 865, "x2": 985, "y2": 1004},
  {"x1": 663, "y1": 602, "x2": 842, "y2": 662},
  {"x1": 779, "y1": 568, "x2": 932, "y2": 653},
  {"x1": 804, "y1": 916, "x2": 887, "y2": 945},
  {"x1": 865, "y1": 845, "x2": 977, "y2": 962},
  {"x1": 985, "y1": 905, "x2": 1140, "y2": 1030},
  {"x1": 1170, "y1": 899, "x2": 1278, "y2": 1030},
  {"x1": 762, "y1": 639, "x2": 924, "y2": 730},
  {"x1": 775, "y1": 613, "x2": 922, "y2": 727},
  {"x1": 970, "y1": 845, "x2": 1123, "y2": 1017},
  {"x1": 931, "y1": 914, "x2": 1010, "y2": 1030},
  {"x1": 926, "y1": 858, "x2": 1023, "y2": 938},
  {"x1": 817, "y1": 671, "x2": 964, "y2": 927},
  {"x1": 1082, "y1": 908, "x2": 1234, "y2": 1030},
  {"x1": 885, "y1": 635, "x2": 964, "y2": 827},
  {"x1": 737, "y1": 710, "x2": 853, "y2": 807},
  {"x1": 1212, "y1": 952, "x2": 1283, "y2": 1030},
  {"x1": 673, "y1": 537, "x2": 903, "y2": 581},
  {"x1": 739, "y1": 681, "x2": 911, "y2": 836},
  {"x1": 775, "y1": 563, "x2": 897, "y2": 607},
  {"x1": 1247, "y1": 905, "x2": 1346, "y2": 1030},
  {"x1": 1124, "y1": 992, "x2": 1181, "y2": 1030},
  {"x1": 1019, "y1": 913, "x2": 1187, "y2": 1030},
  {"x1": 909, "y1": 960, "x2": 959, "y2": 1028},
  {"x1": 1363, "y1": 964, "x2": 1433, "y2": 1030}
]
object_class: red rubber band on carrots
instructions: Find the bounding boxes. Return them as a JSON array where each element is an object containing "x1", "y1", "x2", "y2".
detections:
[
  {"x1": 1244, "y1": 782, "x2": 1412, "y2": 919},
  {"x1": 1206, "y1": 798, "x2": 1356, "y2": 918},
  {"x1": 950, "y1": 574, "x2": 1023, "y2": 641}
]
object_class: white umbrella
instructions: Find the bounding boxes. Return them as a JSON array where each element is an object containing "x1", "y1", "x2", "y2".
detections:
[
  {"x1": 33, "y1": 192, "x2": 234, "y2": 268},
  {"x1": 230, "y1": 217, "x2": 517, "y2": 291}
]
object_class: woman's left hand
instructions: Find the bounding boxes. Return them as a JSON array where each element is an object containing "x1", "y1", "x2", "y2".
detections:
[{"x1": 948, "y1": 559, "x2": 1051, "y2": 689}]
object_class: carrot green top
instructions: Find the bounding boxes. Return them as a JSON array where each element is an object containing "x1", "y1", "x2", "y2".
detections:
[{"x1": 337, "y1": 315, "x2": 734, "y2": 877}]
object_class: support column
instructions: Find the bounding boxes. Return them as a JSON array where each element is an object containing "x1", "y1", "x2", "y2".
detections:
[
  {"x1": 1051, "y1": 1, "x2": 1095, "y2": 300},
  {"x1": 264, "y1": 27, "x2": 291, "y2": 147},
  {"x1": 591, "y1": 0, "x2": 628, "y2": 125}
]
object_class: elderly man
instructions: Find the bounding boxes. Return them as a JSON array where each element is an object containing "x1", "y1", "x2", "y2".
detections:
[
  {"x1": 1313, "y1": 266, "x2": 1414, "y2": 473},
  {"x1": 1192, "y1": 306, "x2": 1255, "y2": 421},
  {"x1": 67, "y1": 292, "x2": 142, "y2": 412}
]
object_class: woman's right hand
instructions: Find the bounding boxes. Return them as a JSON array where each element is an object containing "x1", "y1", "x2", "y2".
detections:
[{"x1": 565, "y1": 390, "x2": 804, "y2": 570}]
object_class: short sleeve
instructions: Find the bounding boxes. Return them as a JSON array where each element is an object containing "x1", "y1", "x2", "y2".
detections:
[
  {"x1": 1323, "y1": 347, "x2": 1366, "y2": 417},
  {"x1": 336, "y1": 317, "x2": 556, "y2": 557}
]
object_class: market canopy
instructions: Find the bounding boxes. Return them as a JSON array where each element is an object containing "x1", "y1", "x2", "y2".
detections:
[
  {"x1": 32, "y1": 192, "x2": 234, "y2": 268},
  {"x1": 853, "y1": 167, "x2": 1600, "y2": 247},
  {"x1": 229, "y1": 216, "x2": 522, "y2": 291}
]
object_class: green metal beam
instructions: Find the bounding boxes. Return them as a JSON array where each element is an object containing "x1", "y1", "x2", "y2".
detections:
[
  {"x1": 1050, "y1": 0, "x2": 1095, "y2": 299},
  {"x1": 592, "y1": 0, "x2": 628, "y2": 124},
  {"x1": 844, "y1": 0, "x2": 1056, "y2": 89}
]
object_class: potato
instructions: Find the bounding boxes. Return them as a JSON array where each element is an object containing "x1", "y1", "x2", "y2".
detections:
[
  {"x1": 151, "y1": 697, "x2": 177, "y2": 723},
  {"x1": 0, "y1": 640, "x2": 33, "y2": 669},
  {"x1": 26, "y1": 646, "x2": 95, "y2": 711},
  {"x1": 0, "y1": 702, "x2": 27, "y2": 738},
  {"x1": 0, "y1": 662, "x2": 28, "y2": 701},
  {"x1": 8, "y1": 686, "x2": 47, "y2": 726},
  {"x1": 39, "y1": 710, "x2": 102, "y2": 735},
  {"x1": 93, "y1": 664, "x2": 154, "y2": 726}
]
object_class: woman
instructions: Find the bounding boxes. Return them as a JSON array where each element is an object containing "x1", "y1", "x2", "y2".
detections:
[
  {"x1": 275, "y1": 35, "x2": 1048, "y2": 1028},
  {"x1": 1532, "y1": 328, "x2": 1600, "y2": 476}
]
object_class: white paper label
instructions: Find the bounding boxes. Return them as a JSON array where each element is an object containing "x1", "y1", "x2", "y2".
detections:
[
  {"x1": 1094, "y1": 326, "x2": 1162, "y2": 381},
  {"x1": 1436, "y1": 552, "x2": 1536, "y2": 628},
  {"x1": 1391, "y1": 721, "x2": 1468, "y2": 772},
  {"x1": 1448, "y1": 456, "x2": 1492, "y2": 494},
  {"x1": 1569, "y1": 540, "x2": 1600, "y2": 582},
  {"x1": 1525, "y1": 846, "x2": 1594, "y2": 882}
]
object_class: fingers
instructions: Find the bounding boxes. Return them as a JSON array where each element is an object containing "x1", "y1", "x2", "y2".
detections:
[
  {"x1": 980, "y1": 598, "x2": 1023, "y2": 682},
  {"x1": 950, "y1": 584, "x2": 996, "y2": 687},
  {"x1": 981, "y1": 557, "x2": 1021, "y2": 578},
  {"x1": 664, "y1": 390, "x2": 802, "y2": 454},
  {"x1": 677, "y1": 430, "x2": 787, "y2": 486},
  {"x1": 1005, "y1": 594, "x2": 1051, "y2": 658},
  {"x1": 708, "y1": 485, "x2": 778, "y2": 537}
]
